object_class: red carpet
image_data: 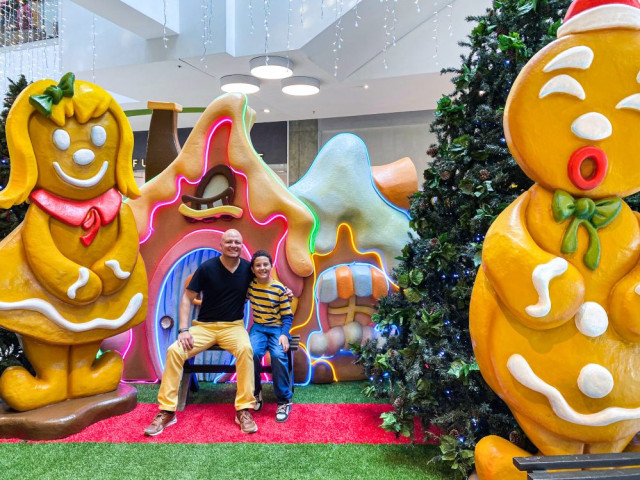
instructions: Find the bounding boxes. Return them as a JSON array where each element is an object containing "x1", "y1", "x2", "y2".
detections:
[{"x1": 0, "y1": 403, "x2": 429, "y2": 444}]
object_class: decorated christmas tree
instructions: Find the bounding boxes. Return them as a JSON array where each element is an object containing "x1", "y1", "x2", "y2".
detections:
[
  {"x1": 354, "y1": 0, "x2": 572, "y2": 475},
  {"x1": 0, "y1": 75, "x2": 30, "y2": 373}
]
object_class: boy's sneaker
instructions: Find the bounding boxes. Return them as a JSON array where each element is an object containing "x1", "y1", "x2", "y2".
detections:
[
  {"x1": 276, "y1": 402, "x2": 292, "y2": 422},
  {"x1": 253, "y1": 390, "x2": 263, "y2": 412},
  {"x1": 144, "y1": 410, "x2": 177, "y2": 436},
  {"x1": 235, "y1": 409, "x2": 258, "y2": 434}
]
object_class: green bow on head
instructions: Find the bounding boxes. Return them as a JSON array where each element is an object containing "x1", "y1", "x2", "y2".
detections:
[
  {"x1": 552, "y1": 190, "x2": 622, "y2": 270},
  {"x1": 28, "y1": 72, "x2": 75, "y2": 117}
]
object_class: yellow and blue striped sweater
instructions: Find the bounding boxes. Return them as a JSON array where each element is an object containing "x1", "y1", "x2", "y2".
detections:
[{"x1": 247, "y1": 279, "x2": 293, "y2": 336}]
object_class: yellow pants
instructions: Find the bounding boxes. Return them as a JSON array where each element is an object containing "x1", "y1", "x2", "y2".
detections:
[{"x1": 157, "y1": 319, "x2": 255, "y2": 412}]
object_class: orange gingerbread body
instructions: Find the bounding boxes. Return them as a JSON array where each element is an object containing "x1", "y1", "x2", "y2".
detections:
[
  {"x1": 0, "y1": 76, "x2": 147, "y2": 411},
  {"x1": 470, "y1": 2, "x2": 640, "y2": 477}
]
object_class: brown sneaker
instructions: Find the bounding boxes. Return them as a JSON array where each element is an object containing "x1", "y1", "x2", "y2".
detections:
[
  {"x1": 235, "y1": 409, "x2": 258, "y2": 434},
  {"x1": 144, "y1": 410, "x2": 177, "y2": 436}
]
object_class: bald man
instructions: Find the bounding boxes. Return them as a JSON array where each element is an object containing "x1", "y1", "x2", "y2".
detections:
[{"x1": 144, "y1": 229, "x2": 258, "y2": 435}]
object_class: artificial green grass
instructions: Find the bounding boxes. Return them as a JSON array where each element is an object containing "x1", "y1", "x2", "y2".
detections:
[
  {"x1": 1, "y1": 383, "x2": 455, "y2": 479},
  {"x1": 135, "y1": 380, "x2": 386, "y2": 405},
  {"x1": 0, "y1": 443, "x2": 451, "y2": 480}
]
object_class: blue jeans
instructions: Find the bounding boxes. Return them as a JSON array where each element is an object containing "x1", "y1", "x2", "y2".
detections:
[{"x1": 249, "y1": 323, "x2": 292, "y2": 403}]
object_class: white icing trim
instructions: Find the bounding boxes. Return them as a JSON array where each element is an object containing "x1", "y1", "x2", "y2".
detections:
[
  {"x1": 53, "y1": 129, "x2": 70, "y2": 151},
  {"x1": 508, "y1": 354, "x2": 640, "y2": 426},
  {"x1": 67, "y1": 267, "x2": 90, "y2": 300},
  {"x1": 637, "y1": 71, "x2": 640, "y2": 84},
  {"x1": 539, "y1": 75, "x2": 585, "y2": 100},
  {"x1": 0, "y1": 293, "x2": 143, "y2": 333},
  {"x1": 616, "y1": 93, "x2": 640, "y2": 111},
  {"x1": 571, "y1": 112, "x2": 612, "y2": 141},
  {"x1": 543, "y1": 46, "x2": 593, "y2": 72},
  {"x1": 91, "y1": 125, "x2": 107, "y2": 147},
  {"x1": 575, "y1": 302, "x2": 608, "y2": 337},
  {"x1": 72, "y1": 148, "x2": 96, "y2": 166},
  {"x1": 105, "y1": 260, "x2": 131, "y2": 279},
  {"x1": 558, "y1": 5, "x2": 640, "y2": 38},
  {"x1": 525, "y1": 257, "x2": 568, "y2": 318},
  {"x1": 53, "y1": 161, "x2": 108, "y2": 188},
  {"x1": 577, "y1": 363, "x2": 614, "y2": 399},
  {"x1": 635, "y1": 283, "x2": 640, "y2": 295}
]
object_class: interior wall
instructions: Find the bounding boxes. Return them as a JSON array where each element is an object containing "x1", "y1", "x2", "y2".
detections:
[
  {"x1": 133, "y1": 110, "x2": 436, "y2": 189},
  {"x1": 318, "y1": 110, "x2": 436, "y2": 179}
]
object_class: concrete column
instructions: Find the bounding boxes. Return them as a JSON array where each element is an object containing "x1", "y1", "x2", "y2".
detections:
[{"x1": 288, "y1": 119, "x2": 318, "y2": 185}]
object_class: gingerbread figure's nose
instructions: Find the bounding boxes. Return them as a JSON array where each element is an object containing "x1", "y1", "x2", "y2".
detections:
[
  {"x1": 73, "y1": 148, "x2": 95, "y2": 166},
  {"x1": 571, "y1": 112, "x2": 612, "y2": 141}
]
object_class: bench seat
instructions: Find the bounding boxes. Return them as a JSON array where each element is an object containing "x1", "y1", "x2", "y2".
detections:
[{"x1": 177, "y1": 335, "x2": 300, "y2": 410}]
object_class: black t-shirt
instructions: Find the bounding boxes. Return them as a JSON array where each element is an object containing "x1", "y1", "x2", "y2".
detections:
[{"x1": 187, "y1": 257, "x2": 252, "y2": 322}]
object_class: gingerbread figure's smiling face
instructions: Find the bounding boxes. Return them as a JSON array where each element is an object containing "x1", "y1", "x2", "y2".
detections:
[
  {"x1": 29, "y1": 111, "x2": 119, "y2": 200},
  {"x1": 505, "y1": 29, "x2": 640, "y2": 198},
  {"x1": 0, "y1": 76, "x2": 140, "y2": 209}
]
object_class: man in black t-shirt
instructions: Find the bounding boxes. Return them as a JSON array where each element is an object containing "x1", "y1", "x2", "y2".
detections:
[{"x1": 144, "y1": 229, "x2": 258, "y2": 435}]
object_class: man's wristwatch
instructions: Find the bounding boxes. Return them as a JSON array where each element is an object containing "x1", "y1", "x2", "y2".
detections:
[{"x1": 178, "y1": 328, "x2": 190, "y2": 334}]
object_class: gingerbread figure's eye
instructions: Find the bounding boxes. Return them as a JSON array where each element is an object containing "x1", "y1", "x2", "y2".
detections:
[
  {"x1": 91, "y1": 125, "x2": 107, "y2": 147},
  {"x1": 543, "y1": 45, "x2": 593, "y2": 72},
  {"x1": 616, "y1": 93, "x2": 640, "y2": 112},
  {"x1": 539, "y1": 75, "x2": 585, "y2": 100},
  {"x1": 53, "y1": 129, "x2": 70, "y2": 151}
]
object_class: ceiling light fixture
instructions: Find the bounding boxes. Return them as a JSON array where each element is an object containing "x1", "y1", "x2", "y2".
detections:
[
  {"x1": 250, "y1": 56, "x2": 293, "y2": 80},
  {"x1": 281, "y1": 76, "x2": 320, "y2": 96},
  {"x1": 220, "y1": 74, "x2": 260, "y2": 94}
]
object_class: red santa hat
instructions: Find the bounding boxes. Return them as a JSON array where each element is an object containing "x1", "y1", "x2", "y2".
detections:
[{"x1": 558, "y1": 0, "x2": 640, "y2": 37}]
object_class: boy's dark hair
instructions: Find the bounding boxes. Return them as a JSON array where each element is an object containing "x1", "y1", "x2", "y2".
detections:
[{"x1": 251, "y1": 249, "x2": 273, "y2": 267}]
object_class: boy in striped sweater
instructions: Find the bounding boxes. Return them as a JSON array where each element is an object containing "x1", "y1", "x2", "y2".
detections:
[{"x1": 248, "y1": 250, "x2": 294, "y2": 422}]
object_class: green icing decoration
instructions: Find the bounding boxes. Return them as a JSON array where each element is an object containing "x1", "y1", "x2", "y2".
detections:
[
  {"x1": 28, "y1": 72, "x2": 75, "y2": 118},
  {"x1": 552, "y1": 190, "x2": 621, "y2": 270}
]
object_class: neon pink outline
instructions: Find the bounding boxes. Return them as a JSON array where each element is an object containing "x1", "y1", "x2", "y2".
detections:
[
  {"x1": 140, "y1": 117, "x2": 233, "y2": 244},
  {"x1": 261, "y1": 356, "x2": 270, "y2": 383},
  {"x1": 122, "y1": 378, "x2": 160, "y2": 384},
  {"x1": 228, "y1": 166, "x2": 291, "y2": 268}
]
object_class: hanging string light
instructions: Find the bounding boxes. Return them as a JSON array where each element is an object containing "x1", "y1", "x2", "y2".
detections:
[
  {"x1": 332, "y1": 0, "x2": 344, "y2": 77},
  {"x1": 390, "y1": 0, "x2": 397, "y2": 47},
  {"x1": 433, "y1": 0, "x2": 439, "y2": 66},
  {"x1": 447, "y1": 0, "x2": 454, "y2": 37},
  {"x1": 0, "y1": 0, "x2": 61, "y2": 93},
  {"x1": 249, "y1": 0, "x2": 254, "y2": 34},
  {"x1": 300, "y1": 0, "x2": 304, "y2": 26},
  {"x1": 354, "y1": 0, "x2": 361, "y2": 27},
  {"x1": 200, "y1": 0, "x2": 214, "y2": 67},
  {"x1": 415, "y1": 0, "x2": 421, "y2": 14},
  {"x1": 287, "y1": 0, "x2": 293, "y2": 50},
  {"x1": 263, "y1": 0, "x2": 271, "y2": 56},
  {"x1": 382, "y1": 0, "x2": 391, "y2": 70},
  {"x1": 321, "y1": 0, "x2": 325, "y2": 20},
  {"x1": 162, "y1": 0, "x2": 168, "y2": 48},
  {"x1": 91, "y1": 13, "x2": 96, "y2": 81}
]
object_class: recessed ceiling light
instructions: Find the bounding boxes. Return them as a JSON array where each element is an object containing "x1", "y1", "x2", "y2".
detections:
[
  {"x1": 281, "y1": 76, "x2": 320, "y2": 96},
  {"x1": 363, "y1": 84, "x2": 369, "y2": 89},
  {"x1": 250, "y1": 56, "x2": 293, "y2": 80},
  {"x1": 264, "y1": 108, "x2": 270, "y2": 113},
  {"x1": 220, "y1": 74, "x2": 260, "y2": 94}
]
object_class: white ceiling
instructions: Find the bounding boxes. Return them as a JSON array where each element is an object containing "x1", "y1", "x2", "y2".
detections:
[{"x1": 62, "y1": 0, "x2": 490, "y2": 131}]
